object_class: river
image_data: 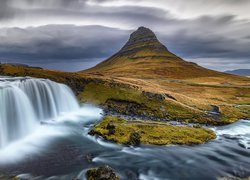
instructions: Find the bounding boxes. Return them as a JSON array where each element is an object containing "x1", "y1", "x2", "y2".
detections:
[{"x1": 0, "y1": 77, "x2": 249, "y2": 180}]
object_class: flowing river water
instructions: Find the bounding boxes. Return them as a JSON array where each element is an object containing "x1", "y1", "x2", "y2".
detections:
[{"x1": 0, "y1": 77, "x2": 249, "y2": 180}]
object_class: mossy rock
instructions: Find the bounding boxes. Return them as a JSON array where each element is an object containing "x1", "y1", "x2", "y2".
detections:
[
  {"x1": 86, "y1": 165, "x2": 120, "y2": 180},
  {"x1": 89, "y1": 116, "x2": 216, "y2": 145}
]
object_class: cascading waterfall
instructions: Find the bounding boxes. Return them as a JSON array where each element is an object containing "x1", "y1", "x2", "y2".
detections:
[{"x1": 0, "y1": 76, "x2": 79, "y2": 148}]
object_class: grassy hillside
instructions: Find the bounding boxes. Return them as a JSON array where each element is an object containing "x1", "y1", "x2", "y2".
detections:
[
  {"x1": 1, "y1": 64, "x2": 249, "y2": 125},
  {"x1": 80, "y1": 27, "x2": 250, "y2": 125}
]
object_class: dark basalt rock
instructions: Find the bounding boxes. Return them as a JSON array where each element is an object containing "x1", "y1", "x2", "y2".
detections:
[
  {"x1": 211, "y1": 105, "x2": 221, "y2": 114},
  {"x1": 86, "y1": 165, "x2": 120, "y2": 180}
]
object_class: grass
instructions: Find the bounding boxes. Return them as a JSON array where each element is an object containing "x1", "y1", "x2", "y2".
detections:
[
  {"x1": 90, "y1": 116, "x2": 216, "y2": 145},
  {"x1": 79, "y1": 82, "x2": 209, "y2": 122},
  {"x1": 1, "y1": 64, "x2": 249, "y2": 125},
  {"x1": 79, "y1": 82, "x2": 249, "y2": 125}
]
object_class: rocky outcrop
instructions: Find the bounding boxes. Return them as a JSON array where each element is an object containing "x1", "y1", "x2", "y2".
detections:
[
  {"x1": 104, "y1": 98, "x2": 166, "y2": 119},
  {"x1": 142, "y1": 91, "x2": 165, "y2": 101},
  {"x1": 119, "y1": 26, "x2": 168, "y2": 56},
  {"x1": 86, "y1": 165, "x2": 120, "y2": 180},
  {"x1": 142, "y1": 91, "x2": 176, "y2": 102},
  {"x1": 211, "y1": 105, "x2": 221, "y2": 114}
]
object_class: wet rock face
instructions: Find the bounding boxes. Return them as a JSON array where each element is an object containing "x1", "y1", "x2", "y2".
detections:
[{"x1": 86, "y1": 165, "x2": 120, "y2": 180}]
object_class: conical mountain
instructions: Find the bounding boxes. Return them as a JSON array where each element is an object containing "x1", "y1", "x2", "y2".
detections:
[
  {"x1": 85, "y1": 27, "x2": 227, "y2": 79},
  {"x1": 118, "y1": 26, "x2": 169, "y2": 55}
]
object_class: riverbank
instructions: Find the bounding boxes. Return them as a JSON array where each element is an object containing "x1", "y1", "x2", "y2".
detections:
[{"x1": 1, "y1": 64, "x2": 249, "y2": 126}]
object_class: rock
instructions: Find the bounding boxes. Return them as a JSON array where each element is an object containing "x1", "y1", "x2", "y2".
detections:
[
  {"x1": 142, "y1": 91, "x2": 165, "y2": 101},
  {"x1": 105, "y1": 98, "x2": 146, "y2": 116},
  {"x1": 211, "y1": 105, "x2": 221, "y2": 114},
  {"x1": 86, "y1": 165, "x2": 120, "y2": 180},
  {"x1": 193, "y1": 124, "x2": 202, "y2": 128},
  {"x1": 106, "y1": 123, "x2": 116, "y2": 135},
  {"x1": 127, "y1": 132, "x2": 141, "y2": 146},
  {"x1": 86, "y1": 153, "x2": 93, "y2": 163},
  {"x1": 165, "y1": 93, "x2": 177, "y2": 101},
  {"x1": 119, "y1": 26, "x2": 168, "y2": 56}
]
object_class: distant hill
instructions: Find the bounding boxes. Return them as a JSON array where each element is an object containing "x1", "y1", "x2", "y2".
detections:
[
  {"x1": 84, "y1": 26, "x2": 234, "y2": 79},
  {"x1": 225, "y1": 69, "x2": 250, "y2": 76},
  {"x1": 0, "y1": 63, "x2": 42, "y2": 69}
]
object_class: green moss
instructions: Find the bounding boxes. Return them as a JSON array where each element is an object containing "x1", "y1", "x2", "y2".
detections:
[
  {"x1": 90, "y1": 116, "x2": 216, "y2": 145},
  {"x1": 80, "y1": 82, "x2": 204, "y2": 119}
]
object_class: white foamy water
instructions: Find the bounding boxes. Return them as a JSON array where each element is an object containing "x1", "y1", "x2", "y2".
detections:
[
  {"x1": 0, "y1": 76, "x2": 79, "y2": 148},
  {"x1": 0, "y1": 104, "x2": 103, "y2": 164},
  {"x1": 215, "y1": 120, "x2": 250, "y2": 149},
  {"x1": 0, "y1": 76, "x2": 249, "y2": 180}
]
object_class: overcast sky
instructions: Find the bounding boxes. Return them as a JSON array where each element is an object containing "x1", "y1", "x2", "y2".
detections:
[{"x1": 0, "y1": 0, "x2": 249, "y2": 71}]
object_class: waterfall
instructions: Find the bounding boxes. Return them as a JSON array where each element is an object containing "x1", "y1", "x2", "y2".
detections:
[{"x1": 0, "y1": 77, "x2": 79, "y2": 148}]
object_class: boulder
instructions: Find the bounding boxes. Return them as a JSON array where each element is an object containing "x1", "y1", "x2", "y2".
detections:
[
  {"x1": 86, "y1": 165, "x2": 120, "y2": 180},
  {"x1": 211, "y1": 105, "x2": 221, "y2": 114}
]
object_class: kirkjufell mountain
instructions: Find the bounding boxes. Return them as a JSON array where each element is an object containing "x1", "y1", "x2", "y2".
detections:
[{"x1": 85, "y1": 26, "x2": 227, "y2": 79}]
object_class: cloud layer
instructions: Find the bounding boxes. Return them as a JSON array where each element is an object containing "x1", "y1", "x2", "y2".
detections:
[{"x1": 0, "y1": 0, "x2": 249, "y2": 71}]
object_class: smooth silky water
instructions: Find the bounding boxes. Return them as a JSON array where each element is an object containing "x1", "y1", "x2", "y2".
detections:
[{"x1": 0, "y1": 77, "x2": 249, "y2": 180}]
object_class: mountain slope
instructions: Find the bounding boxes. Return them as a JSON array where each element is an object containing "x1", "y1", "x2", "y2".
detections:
[{"x1": 84, "y1": 27, "x2": 230, "y2": 79}]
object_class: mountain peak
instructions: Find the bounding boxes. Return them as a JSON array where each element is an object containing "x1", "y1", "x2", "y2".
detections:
[
  {"x1": 130, "y1": 26, "x2": 157, "y2": 42},
  {"x1": 85, "y1": 26, "x2": 226, "y2": 79},
  {"x1": 120, "y1": 26, "x2": 168, "y2": 54}
]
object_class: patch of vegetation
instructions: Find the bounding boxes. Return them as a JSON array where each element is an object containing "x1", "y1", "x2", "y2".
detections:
[
  {"x1": 79, "y1": 82, "x2": 199, "y2": 118},
  {"x1": 89, "y1": 116, "x2": 216, "y2": 145},
  {"x1": 79, "y1": 82, "x2": 246, "y2": 125},
  {"x1": 220, "y1": 105, "x2": 249, "y2": 123},
  {"x1": 236, "y1": 105, "x2": 250, "y2": 118}
]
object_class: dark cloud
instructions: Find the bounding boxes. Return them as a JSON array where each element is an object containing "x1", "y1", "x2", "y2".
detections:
[
  {"x1": 161, "y1": 29, "x2": 250, "y2": 59},
  {"x1": 0, "y1": 0, "x2": 15, "y2": 20},
  {"x1": 0, "y1": 25, "x2": 129, "y2": 68},
  {"x1": 0, "y1": 0, "x2": 249, "y2": 71},
  {"x1": 0, "y1": 21, "x2": 249, "y2": 71}
]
